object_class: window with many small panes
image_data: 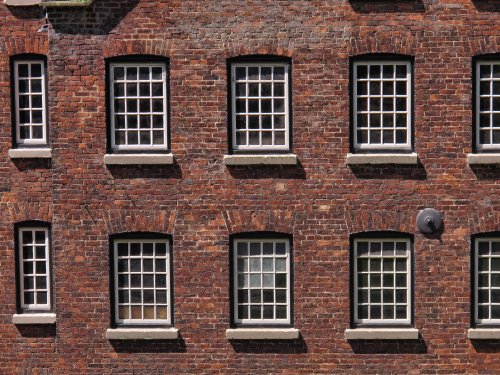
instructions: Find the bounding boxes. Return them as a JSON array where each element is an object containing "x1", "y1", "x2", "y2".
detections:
[
  {"x1": 109, "y1": 60, "x2": 168, "y2": 151},
  {"x1": 353, "y1": 60, "x2": 412, "y2": 151},
  {"x1": 230, "y1": 62, "x2": 290, "y2": 151},
  {"x1": 233, "y1": 238, "x2": 291, "y2": 325},
  {"x1": 13, "y1": 59, "x2": 47, "y2": 145},
  {"x1": 112, "y1": 238, "x2": 171, "y2": 325},
  {"x1": 476, "y1": 61, "x2": 500, "y2": 150},
  {"x1": 17, "y1": 227, "x2": 51, "y2": 312},
  {"x1": 474, "y1": 238, "x2": 500, "y2": 324},
  {"x1": 353, "y1": 238, "x2": 411, "y2": 325}
]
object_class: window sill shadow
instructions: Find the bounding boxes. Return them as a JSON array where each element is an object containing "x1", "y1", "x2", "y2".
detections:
[
  {"x1": 229, "y1": 334, "x2": 307, "y2": 354},
  {"x1": 348, "y1": 0, "x2": 425, "y2": 13},
  {"x1": 348, "y1": 160, "x2": 427, "y2": 180},
  {"x1": 226, "y1": 159, "x2": 306, "y2": 180},
  {"x1": 109, "y1": 332, "x2": 187, "y2": 353},
  {"x1": 348, "y1": 336, "x2": 427, "y2": 354}
]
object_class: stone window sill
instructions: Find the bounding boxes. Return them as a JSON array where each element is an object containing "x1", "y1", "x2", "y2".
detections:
[
  {"x1": 223, "y1": 154, "x2": 298, "y2": 166},
  {"x1": 12, "y1": 313, "x2": 56, "y2": 325},
  {"x1": 4, "y1": 0, "x2": 41, "y2": 5},
  {"x1": 468, "y1": 328, "x2": 500, "y2": 339},
  {"x1": 104, "y1": 153, "x2": 174, "y2": 165},
  {"x1": 226, "y1": 328, "x2": 300, "y2": 340},
  {"x1": 106, "y1": 327, "x2": 179, "y2": 340},
  {"x1": 467, "y1": 153, "x2": 500, "y2": 165},
  {"x1": 8, "y1": 148, "x2": 52, "y2": 159},
  {"x1": 346, "y1": 153, "x2": 418, "y2": 165},
  {"x1": 345, "y1": 328, "x2": 419, "y2": 340}
]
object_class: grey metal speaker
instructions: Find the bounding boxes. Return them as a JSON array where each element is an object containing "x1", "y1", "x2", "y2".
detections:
[{"x1": 416, "y1": 208, "x2": 443, "y2": 234}]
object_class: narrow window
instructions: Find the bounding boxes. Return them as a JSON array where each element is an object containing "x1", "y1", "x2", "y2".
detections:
[
  {"x1": 353, "y1": 238, "x2": 411, "y2": 325},
  {"x1": 17, "y1": 227, "x2": 52, "y2": 312},
  {"x1": 112, "y1": 237, "x2": 171, "y2": 326},
  {"x1": 353, "y1": 60, "x2": 412, "y2": 151},
  {"x1": 233, "y1": 237, "x2": 291, "y2": 325},
  {"x1": 230, "y1": 61, "x2": 291, "y2": 152},
  {"x1": 13, "y1": 58, "x2": 47, "y2": 146},
  {"x1": 109, "y1": 59, "x2": 169, "y2": 151},
  {"x1": 476, "y1": 61, "x2": 500, "y2": 150},
  {"x1": 474, "y1": 238, "x2": 500, "y2": 324}
]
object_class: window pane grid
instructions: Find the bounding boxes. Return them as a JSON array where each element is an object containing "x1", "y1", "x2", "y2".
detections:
[
  {"x1": 232, "y1": 63, "x2": 289, "y2": 150},
  {"x1": 234, "y1": 239, "x2": 290, "y2": 324},
  {"x1": 476, "y1": 62, "x2": 500, "y2": 148},
  {"x1": 476, "y1": 239, "x2": 500, "y2": 323},
  {"x1": 15, "y1": 61, "x2": 46, "y2": 144},
  {"x1": 110, "y1": 64, "x2": 167, "y2": 150},
  {"x1": 114, "y1": 240, "x2": 170, "y2": 325},
  {"x1": 354, "y1": 62, "x2": 411, "y2": 149},
  {"x1": 19, "y1": 228, "x2": 50, "y2": 310},
  {"x1": 355, "y1": 239, "x2": 410, "y2": 324}
]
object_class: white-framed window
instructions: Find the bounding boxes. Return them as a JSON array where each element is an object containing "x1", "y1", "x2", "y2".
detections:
[
  {"x1": 231, "y1": 62, "x2": 290, "y2": 151},
  {"x1": 474, "y1": 238, "x2": 500, "y2": 324},
  {"x1": 13, "y1": 59, "x2": 47, "y2": 145},
  {"x1": 353, "y1": 238, "x2": 411, "y2": 325},
  {"x1": 476, "y1": 61, "x2": 500, "y2": 150},
  {"x1": 18, "y1": 227, "x2": 51, "y2": 311},
  {"x1": 109, "y1": 61, "x2": 168, "y2": 151},
  {"x1": 233, "y1": 237, "x2": 291, "y2": 325},
  {"x1": 113, "y1": 238, "x2": 171, "y2": 326},
  {"x1": 353, "y1": 60, "x2": 412, "y2": 151}
]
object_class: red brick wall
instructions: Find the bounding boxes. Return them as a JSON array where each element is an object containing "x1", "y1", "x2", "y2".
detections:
[{"x1": 1, "y1": 0, "x2": 500, "y2": 373}]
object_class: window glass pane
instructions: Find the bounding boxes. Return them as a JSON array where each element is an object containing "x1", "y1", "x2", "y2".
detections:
[
  {"x1": 355, "y1": 238, "x2": 410, "y2": 324},
  {"x1": 111, "y1": 63, "x2": 167, "y2": 149},
  {"x1": 234, "y1": 238, "x2": 290, "y2": 323},
  {"x1": 232, "y1": 63, "x2": 289, "y2": 150},
  {"x1": 114, "y1": 239, "x2": 170, "y2": 324}
]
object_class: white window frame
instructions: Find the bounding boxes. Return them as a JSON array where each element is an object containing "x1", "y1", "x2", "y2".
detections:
[
  {"x1": 113, "y1": 238, "x2": 171, "y2": 326},
  {"x1": 231, "y1": 62, "x2": 290, "y2": 152},
  {"x1": 475, "y1": 60, "x2": 500, "y2": 151},
  {"x1": 18, "y1": 227, "x2": 51, "y2": 311},
  {"x1": 109, "y1": 62, "x2": 169, "y2": 151},
  {"x1": 14, "y1": 59, "x2": 48, "y2": 146},
  {"x1": 353, "y1": 238, "x2": 412, "y2": 326},
  {"x1": 233, "y1": 238, "x2": 291, "y2": 326},
  {"x1": 353, "y1": 60, "x2": 412, "y2": 151},
  {"x1": 474, "y1": 237, "x2": 500, "y2": 325}
]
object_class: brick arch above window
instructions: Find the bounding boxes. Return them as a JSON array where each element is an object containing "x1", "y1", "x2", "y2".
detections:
[
  {"x1": 469, "y1": 208, "x2": 500, "y2": 234},
  {"x1": 7, "y1": 203, "x2": 52, "y2": 224},
  {"x1": 344, "y1": 208, "x2": 416, "y2": 234},
  {"x1": 347, "y1": 34, "x2": 418, "y2": 57},
  {"x1": 102, "y1": 39, "x2": 172, "y2": 60},
  {"x1": 104, "y1": 209, "x2": 176, "y2": 236},
  {"x1": 223, "y1": 210, "x2": 295, "y2": 235},
  {"x1": 224, "y1": 44, "x2": 293, "y2": 60},
  {"x1": 2, "y1": 37, "x2": 48, "y2": 56}
]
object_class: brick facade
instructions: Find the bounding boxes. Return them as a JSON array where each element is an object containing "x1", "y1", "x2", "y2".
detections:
[{"x1": 1, "y1": 0, "x2": 500, "y2": 373}]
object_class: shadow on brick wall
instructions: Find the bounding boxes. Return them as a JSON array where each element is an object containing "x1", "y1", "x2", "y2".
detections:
[
  {"x1": 11, "y1": 159, "x2": 51, "y2": 172},
  {"x1": 110, "y1": 335, "x2": 187, "y2": 353},
  {"x1": 226, "y1": 163, "x2": 307, "y2": 180},
  {"x1": 348, "y1": 163, "x2": 427, "y2": 180},
  {"x1": 16, "y1": 324, "x2": 56, "y2": 338},
  {"x1": 229, "y1": 337, "x2": 308, "y2": 354},
  {"x1": 6, "y1": 5, "x2": 45, "y2": 20},
  {"x1": 106, "y1": 163, "x2": 182, "y2": 180},
  {"x1": 471, "y1": 0, "x2": 500, "y2": 12},
  {"x1": 348, "y1": 338, "x2": 427, "y2": 354},
  {"x1": 46, "y1": 0, "x2": 140, "y2": 35},
  {"x1": 471, "y1": 340, "x2": 500, "y2": 352},
  {"x1": 348, "y1": 0, "x2": 426, "y2": 13},
  {"x1": 469, "y1": 165, "x2": 500, "y2": 180}
]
